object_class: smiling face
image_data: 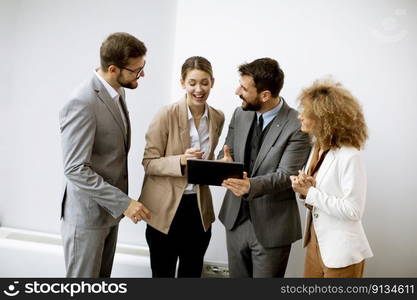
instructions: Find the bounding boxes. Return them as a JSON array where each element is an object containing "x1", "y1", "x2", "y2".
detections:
[
  {"x1": 235, "y1": 75, "x2": 263, "y2": 111},
  {"x1": 181, "y1": 69, "x2": 214, "y2": 109}
]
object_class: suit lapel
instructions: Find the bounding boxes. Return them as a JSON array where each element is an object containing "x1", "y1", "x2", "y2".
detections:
[
  {"x1": 237, "y1": 111, "x2": 255, "y2": 162},
  {"x1": 315, "y1": 149, "x2": 336, "y2": 187},
  {"x1": 92, "y1": 76, "x2": 128, "y2": 147},
  {"x1": 118, "y1": 91, "x2": 131, "y2": 151},
  {"x1": 178, "y1": 96, "x2": 191, "y2": 152},
  {"x1": 304, "y1": 211, "x2": 312, "y2": 248},
  {"x1": 207, "y1": 106, "x2": 219, "y2": 159},
  {"x1": 251, "y1": 101, "x2": 289, "y2": 175},
  {"x1": 304, "y1": 145, "x2": 315, "y2": 173}
]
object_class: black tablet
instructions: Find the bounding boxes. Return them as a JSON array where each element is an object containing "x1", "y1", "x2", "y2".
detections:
[{"x1": 187, "y1": 159, "x2": 244, "y2": 186}]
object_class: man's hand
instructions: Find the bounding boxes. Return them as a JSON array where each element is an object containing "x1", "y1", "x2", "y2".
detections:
[
  {"x1": 220, "y1": 145, "x2": 233, "y2": 162},
  {"x1": 222, "y1": 172, "x2": 250, "y2": 197},
  {"x1": 180, "y1": 148, "x2": 204, "y2": 166},
  {"x1": 123, "y1": 199, "x2": 151, "y2": 224}
]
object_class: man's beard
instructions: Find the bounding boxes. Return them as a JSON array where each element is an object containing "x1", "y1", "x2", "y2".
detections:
[
  {"x1": 241, "y1": 95, "x2": 262, "y2": 111},
  {"x1": 117, "y1": 74, "x2": 137, "y2": 89}
]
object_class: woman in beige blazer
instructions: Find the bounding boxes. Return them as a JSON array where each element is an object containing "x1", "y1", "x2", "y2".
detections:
[
  {"x1": 139, "y1": 56, "x2": 224, "y2": 277},
  {"x1": 290, "y1": 79, "x2": 373, "y2": 277}
]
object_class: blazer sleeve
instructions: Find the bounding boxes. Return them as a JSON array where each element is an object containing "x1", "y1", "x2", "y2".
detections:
[
  {"x1": 59, "y1": 98, "x2": 131, "y2": 218},
  {"x1": 304, "y1": 151, "x2": 367, "y2": 221},
  {"x1": 247, "y1": 128, "x2": 311, "y2": 200},
  {"x1": 142, "y1": 106, "x2": 184, "y2": 177}
]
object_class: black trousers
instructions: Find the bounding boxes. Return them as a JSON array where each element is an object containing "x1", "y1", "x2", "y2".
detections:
[{"x1": 145, "y1": 193, "x2": 211, "y2": 278}]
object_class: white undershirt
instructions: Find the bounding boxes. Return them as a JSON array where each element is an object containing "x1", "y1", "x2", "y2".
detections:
[{"x1": 184, "y1": 105, "x2": 210, "y2": 194}]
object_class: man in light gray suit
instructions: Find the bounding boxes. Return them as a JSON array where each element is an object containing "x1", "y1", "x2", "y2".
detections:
[
  {"x1": 219, "y1": 58, "x2": 310, "y2": 277},
  {"x1": 59, "y1": 32, "x2": 151, "y2": 277}
]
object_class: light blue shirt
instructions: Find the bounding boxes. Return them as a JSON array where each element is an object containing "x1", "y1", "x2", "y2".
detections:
[{"x1": 256, "y1": 97, "x2": 284, "y2": 131}]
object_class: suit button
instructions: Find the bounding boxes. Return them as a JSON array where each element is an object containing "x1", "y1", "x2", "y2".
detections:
[{"x1": 314, "y1": 213, "x2": 319, "y2": 218}]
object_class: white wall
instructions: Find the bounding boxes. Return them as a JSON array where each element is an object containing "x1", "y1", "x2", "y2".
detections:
[
  {"x1": 0, "y1": 1, "x2": 17, "y2": 225},
  {"x1": 1, "y1": 0, "x2": 417, "y2": 277},
  {"x1": 172, "y1": 0, "x2": 417, "y2": 276},
  {"x1": 0, "y1": 0, "x2": 177, "y2": 249}
]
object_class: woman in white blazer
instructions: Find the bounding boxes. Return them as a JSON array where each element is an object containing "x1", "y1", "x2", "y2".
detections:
[{"x1": 290, "y1": 79, "x2": 373, "y2": 277}]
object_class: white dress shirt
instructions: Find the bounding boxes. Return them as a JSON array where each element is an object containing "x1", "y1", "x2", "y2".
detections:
[{"x1": 184, "y1": 105, "x2": 210, "y2": 194}]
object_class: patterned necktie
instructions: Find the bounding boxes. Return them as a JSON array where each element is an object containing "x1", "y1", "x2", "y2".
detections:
[{"x1": 254, "y1": 114, "x2": 264, "y2": 150}]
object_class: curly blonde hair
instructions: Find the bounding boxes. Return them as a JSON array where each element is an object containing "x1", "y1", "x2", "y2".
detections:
[{"x1": 298, "y1": 79, "x2": 368, "y2": 150}]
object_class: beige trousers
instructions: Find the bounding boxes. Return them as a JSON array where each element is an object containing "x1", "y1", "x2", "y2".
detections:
[{"x1": 304, "y1": 225, "x2": 365, "y2": 278}]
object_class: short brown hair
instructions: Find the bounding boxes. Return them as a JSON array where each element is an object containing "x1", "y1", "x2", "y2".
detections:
[
  {"x1": 238, "y1": 58, "x2": 284, "y2": 98},
  {"x1": 100, "y1": 32, "x2": 147, "y2": 70},
  {"x1": 181, "y1": 56, "x2": 213, "y2": 80},
  {"x1": 298, "y1": 79, "x2": 368, "y2": 150}
]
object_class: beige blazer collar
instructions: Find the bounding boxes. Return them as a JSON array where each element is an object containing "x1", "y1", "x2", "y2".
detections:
[{"x1": 178, "y1": 96, "x2": 191, "y2": 153}]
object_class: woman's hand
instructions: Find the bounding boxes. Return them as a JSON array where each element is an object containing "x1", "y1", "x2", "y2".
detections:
[
  {"x1": 180, "y1": 148, "x2": 204, "y2": 166},
  {"x1": 291, "y1": 171, "x2": 315, "y2": 197},
  {"x1": 297, "y1": 171, "x2": 316, "y2": 188}
]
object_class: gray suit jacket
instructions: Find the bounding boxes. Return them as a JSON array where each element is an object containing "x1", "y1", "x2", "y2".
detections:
[
  {"x1": 218, "y1": 100, "x2": 311, "y2": 248},
  {"x1": 59, "y1": 75, "x2": 131, "y2": 228}
]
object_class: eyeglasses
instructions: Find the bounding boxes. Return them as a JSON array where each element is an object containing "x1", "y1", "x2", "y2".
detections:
[{"x1": 120, "y1": 60, "x2": 146, "y2": 79}]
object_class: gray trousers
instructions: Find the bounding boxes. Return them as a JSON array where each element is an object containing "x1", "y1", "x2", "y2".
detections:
[
  {"x1": 226, "y1": 219, "x2": 291, "y2": 278},
  {"x1": 61, "y1": 221, "x2": 119, "y2": 278}
]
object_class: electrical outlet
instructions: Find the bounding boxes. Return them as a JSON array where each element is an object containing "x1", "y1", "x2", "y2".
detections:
[{"x1": 202, "y1": 263, "x2": 229, "y2": 278}]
